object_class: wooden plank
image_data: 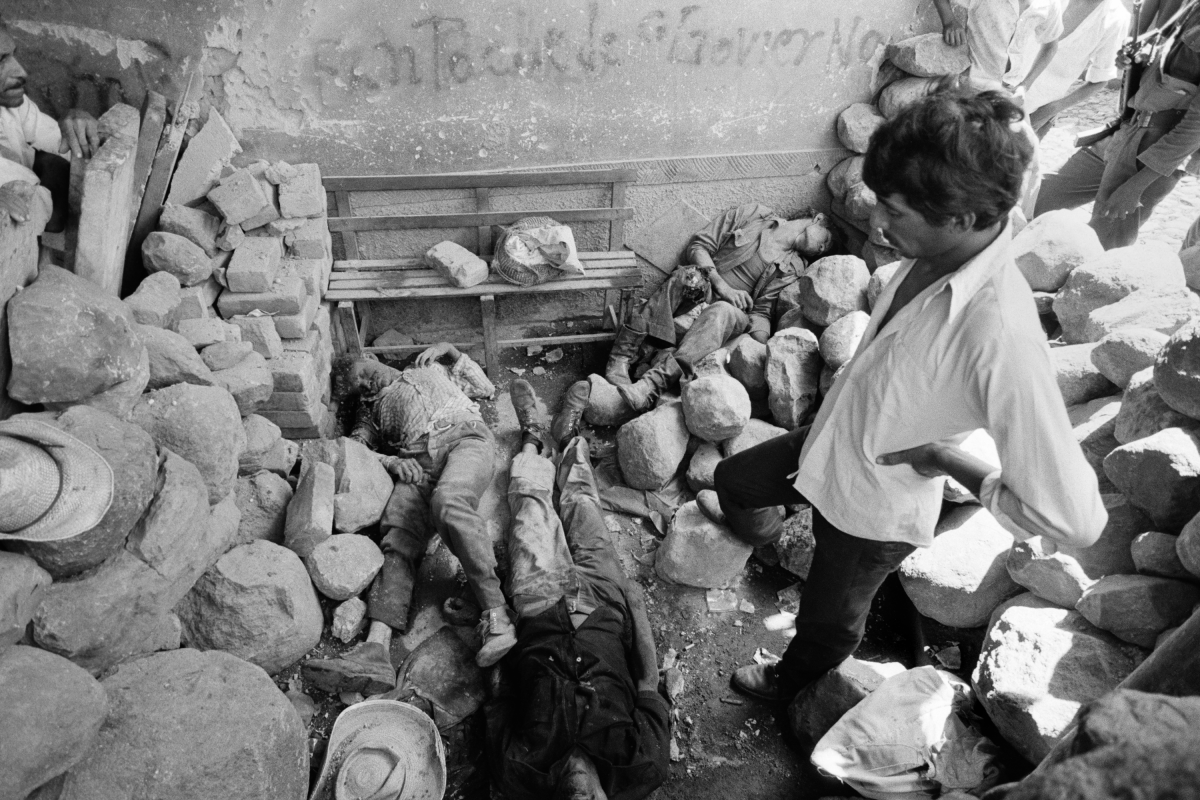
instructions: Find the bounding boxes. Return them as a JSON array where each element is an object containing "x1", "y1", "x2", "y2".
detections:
[
  {"x1": 362, "y1": 331, "x2": 616, "y2": 357},
  {"x1": 126, "y1": 91, "x2": 167, "y2": 238},
  {"x1": 358, "y1": 302, "x2": 373, "y2": 346},
  {"x1": 123, "y1": 73, "x2": 200, "y2": 297},
  {"x1": 326, "y1": 275, "x2": 640, "y2": 301},
  {"x1": 333, "y1": 251, "x2": 637, "y2": 271},
  {"x1": 335, "y1": 301, "x2": 364, "y2": 356},
  {"x1": 610, "y1": 180, "x2": 628, "y2": 250},
  {"x1": 475, "y1": 187, "x2": 493, "y2": 256},
  {"x1": 334, "y1": 191, "x2": 360, "y2": 259},
  {"x1": 330, "y1": 266, "x2": 639, "y2": 289},
  {"x1": 480, "y1": 295, "x2": 500, "y2": 381},
  {"x1": 323, "y1": 168, "x2": 637, "y2": 193},
  {"x1": 326, "y1": 207, "x2": 633, "y2": 233}
]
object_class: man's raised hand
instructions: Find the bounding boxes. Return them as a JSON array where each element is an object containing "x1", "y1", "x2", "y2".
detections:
[{"x1": 60, "y1": 108, "x2": 99, "y2": 159}]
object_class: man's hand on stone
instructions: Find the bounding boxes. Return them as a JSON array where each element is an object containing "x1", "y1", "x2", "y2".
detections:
[
  {"x1": 942, "y1": 21, "x2": 967, "y2": 47},
  {"x1": 0, "y1": 180, "x2": 34, "y2": 223},
  {"x1": 415, "y1": 341, "x2": 460, "y2": 366},
  {"x1": 386, "y1": 457, "x2": 425, "y2": 484},
  {"x1": 60, "y1": 109, "x2": 99, "y2": 159},
  {"x1": 876, "y1": 442, "x2": 949, "y2": 478}
]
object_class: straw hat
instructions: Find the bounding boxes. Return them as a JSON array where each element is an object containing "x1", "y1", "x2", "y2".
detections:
[
  {"x1": 0, "y1": 419, "x2": 114, "y2": 542},
  {"x1": 310, "y1": 699, "x2": 446, "y2": 800}
]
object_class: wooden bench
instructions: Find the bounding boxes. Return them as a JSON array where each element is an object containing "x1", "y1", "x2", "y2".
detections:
[{"x1": 323, "y1": 169, "x2": 640, "y2": 379}]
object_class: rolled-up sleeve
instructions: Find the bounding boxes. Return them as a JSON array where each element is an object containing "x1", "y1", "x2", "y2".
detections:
[
  {"x1": 976, "y1": 332, "x2": 1108, "y2": 548},
  {"x1": 450, "y1": 353, "x2": 495, "y2": 399}
]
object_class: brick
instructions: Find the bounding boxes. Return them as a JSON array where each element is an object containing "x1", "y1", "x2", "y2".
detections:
[
  {"x1": 282, "y1": 328, "x2": 322, "y2": 356},
  {"x1": 278, "y1": 406, "x2": 337, "y2": 440},
  {"x1": 176, "y1": 278, "x2": 221, "y2": 321},
  {"x1": 261, "y1": 390, "x2": 320, "y2": 412},
  {"x1": 265, "y1": 217, "x2": 308, "y2": 236},
  {"x1": 166, "y1": 109, "x2": 241, "y2": 206},
  {"x1": 279, "y1": 164, "x2": 324, "y2": 218},
  {"x1": 211, "y1": 350, "x2": 274, "y2": 416},
  {"x1": 271, "y1": 351, "x2": 320, "y2": 392},
  {"x1": 70, "y1": 103, "x2": 140, "y2": 296},
  {"x1": 159, "y1": 203, "x2": 221, "y2": 257},
  {"x1": 216, "y1": 276, "x2": 305, "y2": 317},
  {"x1": 285, "y1": 217, "x2": 332, "y2": 260},
  {"x1": 241, "y1": 179, "x2": 280, "y2": 231},
  {"x1": 177, "y1": 317, "x2": 242, "y2": 349},
  {"x1": 260, "y1": 393, "x2": 327, "y2": 428},
  {"x1": 226, "y1": 237, "x2": 283, "y2": 293},
  {"x1": 231, "y1": 315, "x2": 284, "y2": 359},
  {"x1": 279, "y1": 258, "x2": 328, "y2": 297},
  {"x1": 274, "y1": 291, "x2": 319, "y2": 339},
  {"x1": 207, "y1": 169, "x2": 272, "y2": 226}
]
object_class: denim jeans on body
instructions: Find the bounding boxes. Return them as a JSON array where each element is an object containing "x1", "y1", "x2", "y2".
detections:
[
  {"x1": 714, "y1": 426, "x2": 916, "y2": 696},
  {"x1": 506, "y1": 436, "x2": 627, "y2": 621},
  {"x1": 367, "y1": 419, "x2": 503, "y2": 630}
]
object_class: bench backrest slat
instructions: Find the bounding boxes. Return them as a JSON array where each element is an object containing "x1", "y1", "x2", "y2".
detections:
[
  {"x1": 323, "y1": 168, "x2": 636, "y2": 193},
  {"x1": 332, "y1": 251, "x2": 637, "y2": 272}
]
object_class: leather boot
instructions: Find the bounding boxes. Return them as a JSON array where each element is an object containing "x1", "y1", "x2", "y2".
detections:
[
  {"x1": 604, "y1": 325, "x2": 646, "y2": 386},
  {"x1": 302, "y1": 641, "x2": 397, "y2": 696},
  {"x1": 551, "y1": 380, "x2": 591, "y2": 449},
  {"x1": 475, "y1": 606, "x2": 518, "y2": 667},
  {"x1": 617, "y1": 356, "x2": 682, "y2": 412}
]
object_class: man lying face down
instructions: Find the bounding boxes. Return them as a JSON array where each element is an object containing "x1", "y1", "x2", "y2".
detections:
[
  {"x1": 716, "y1": 84, "x2": 1108, "y2": 704},
  {"x1": 486, "y1": 378, "x2": 670, "y2": 800}
]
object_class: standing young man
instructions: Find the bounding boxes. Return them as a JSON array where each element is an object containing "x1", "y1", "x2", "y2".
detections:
[{"x1": 716, "y1": 88, "x2": 1108, "y2": 702}]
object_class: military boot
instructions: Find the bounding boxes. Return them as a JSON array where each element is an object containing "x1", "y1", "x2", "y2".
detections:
[
  {"x1": 616, "y1": 356, "x2": 682, "y2": 413},
  {"x1": 604, "y1": 325, "x2": 647, "y2": 386}
]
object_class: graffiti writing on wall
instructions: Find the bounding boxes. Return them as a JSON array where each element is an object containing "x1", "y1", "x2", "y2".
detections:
[{"x1": 311, "y1": 2, "x2": 886, "y2": 106}]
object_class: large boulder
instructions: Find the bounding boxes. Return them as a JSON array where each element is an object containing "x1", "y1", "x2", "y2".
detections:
[
  {"x1": 305, "y1": 534, "x2": 385, "y2": 600},
  {"x1": 899, "y1": 504, "x2": 1022, "y2": 628},
  {"x1": 727, "y1": 334, "x2": 768, "y2": 399},
  {"x1": 878, "y1": 76, "x2": 940, "y2": 118},
  {"x1": 886, "y1": 32, "x2": 970, "y2": 76},
  {"x1": 10, "y1": 406, "x2": 158, "y2": 578},
  {"x1": 788, "y1": 657, "x2": 906, "y2": 747},
  {"x1": 0, "y1": 646, "x2": 108, "y2": 800},
  {"x1": 1070, "y1": 397, "x2": 1122, "y2": 491},
  {"x1": 1082, "y1": 286, "x2": 1200, "y2": 343},
  {"x1": 617, "y1": 403, "x2": 690, "y2": 490},
  {"x1": 1052, "y1": 343, "x2": 1117, "y2": 407},
  {"x1": 1053, "y1": 243, "x2": 1186, "y2": 343},
  {"x1": 682, "y1": 373, "x2": 750, "y2": 442},
  {"x1": 0, "y1": 552, "x2": 50, "y2": 646},
  {"x1": 767, "y1": 327, "x2": 822, "y2": 429},
  {"x1": 1113, "y1": 367, "x2": 1197, "y2": 444},
  {"x1": 1104, "y1": 427, "x2": 1200, "y2": 529},
  {"x1": 1076, "y1": 573, "x2": 1200, "y2": 647},
  {"x1": 1091, "y1": 327, "x2": 1169, "y2": 389},
  {"x1": 238, "y1": 414, "x2": 282, "y2": 475},
  {"x1": 141, "y1": 230, "x2": 215, "y2": 286},
  {"x1": 818, "y1": 310, "x2": 869, "y2": 370},
  {"x1": 233, "y1": 471, "x2": 293, "y2": 546},
  {"x1": 32, "y1": 451, "x2": 235, "y2": 674},
  {"x1": 836, "y1": 103, "x2": 884, "y2": 154},
  {"x1": 826, "y1": 155, "x2": 865, "y2": 200},
  {"x1": 722, "y1": 417, "x2": 789, "y2": 456},
  {"x1": 6, "y1": 265, "x2": 144, "y2": 404},
  {"x1": 177, "y1": 541, "x2": 323, "y2": 675},
  {"x1": 867, "y1": 260, "x2": 904, "y2": 311},
  {"x1": 334, "y1": 437, "x2": 394, "y2": 533},
  {"x1": 797, "y1": 255, "x2": 870, "y2": 326},
  {"x1": 1179, "y1": 512, "x2": 1200, "y2": 578},
  {"x1": 1154, "y1": 317, "x2": 1200, "y2": 421},
  {"x1": 138, "y1": 324, "x2": 215, "y2": 390},
  {"x1": 943, "y1": 429, "x2": 999, "y2": 503},
  {"x1": 971, "y1": 593, "x2": 1146, "y2": 764},
  {"x1": 56, "y1": 648, "x2": 308, "y2": 800},
  {"x1": 655, "y1": 501, "x2": 753, "y2": 588},
  {"x1": 1131, "y1": 531, "x2": 1192, "y2": 580},
  {"x1": 133, "y1": 383, "x2": 246, "y2": 503},
  {"x1": 584, "y1": 374, "x2": 637, "y2": 428},
  {"x1": 284, "y1": 461, "x2": 335, "y2": 557},
  {"x1": 1012, "y1": 210, "x2": 1103, "y2": 292},
  {"x1": 123, "y1": 271, "x2": 181, "y2": 328}
]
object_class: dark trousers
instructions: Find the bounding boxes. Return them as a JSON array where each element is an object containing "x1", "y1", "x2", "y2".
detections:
[
  {"x1": 367, "y1": 419, "x2": 504, "y2": 631},
  {"x1": 714, "y1": 427, "x2": 916, "y2": 696}
]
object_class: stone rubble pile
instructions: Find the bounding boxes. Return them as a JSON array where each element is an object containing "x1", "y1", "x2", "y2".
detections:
[{"x1": 827, "y1": 33, "x2": 970, "y2": 270}]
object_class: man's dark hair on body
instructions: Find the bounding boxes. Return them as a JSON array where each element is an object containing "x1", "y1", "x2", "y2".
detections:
[{"x1": 863, "y1": 84, "x2": 1033, "y2": 230}]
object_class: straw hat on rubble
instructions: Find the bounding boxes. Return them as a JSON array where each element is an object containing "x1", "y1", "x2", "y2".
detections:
[
  {"x1": 0, "y1": 419, "x2": 114, "y2": 542},
  {"x1": 310, "y1": 699, "x2": 446, "y2": 800}
]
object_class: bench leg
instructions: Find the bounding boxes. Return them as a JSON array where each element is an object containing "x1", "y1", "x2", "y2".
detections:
[
  {"x1": 335, "y1": 301, "x2": 363, "y2": 357},
  {"x1": 480, "y1": 294, "x2": 500, "y2": 382}
]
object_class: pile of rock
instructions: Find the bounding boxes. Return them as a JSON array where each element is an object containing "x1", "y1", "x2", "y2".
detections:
[
  {"x1": 136, "y1": 108, "x2": 336, "y2": 439},
  {"x1": 827, "y1": 32, "x2": 970, "y2": 269},
  {"x1": 888, "y1": 224, "x2": 1200, "y2": 764}
]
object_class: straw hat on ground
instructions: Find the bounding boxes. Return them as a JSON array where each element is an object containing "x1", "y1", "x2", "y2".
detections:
[
  {"x1": 310, "y1": 699, "x2": 446, "y2": 800},
  {"x1": 0, "y1": 419, "x2": 113, "y2": 542}
]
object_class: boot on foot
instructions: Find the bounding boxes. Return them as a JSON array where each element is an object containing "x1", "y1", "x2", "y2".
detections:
[{"x1": 476, "y1": 606, "x2": 518, "y2": 667}]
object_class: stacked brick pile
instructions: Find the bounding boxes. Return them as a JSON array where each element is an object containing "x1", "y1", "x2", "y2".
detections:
[
  {"x1": 136, "y1": 110, "x2": 336, "y2": 439},
  {"x1": 826, "y1": 32, "x2": 970, "y2": 271}
]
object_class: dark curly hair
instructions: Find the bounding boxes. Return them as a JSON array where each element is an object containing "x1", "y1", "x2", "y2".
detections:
[{"x1": 862, "y1": 83, "x2": 1033, "y2": 230}]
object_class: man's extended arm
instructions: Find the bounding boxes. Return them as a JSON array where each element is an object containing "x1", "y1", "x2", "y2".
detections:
[{"x1": 1029, "y1": 80, "x2": 1118, "y2": 130}]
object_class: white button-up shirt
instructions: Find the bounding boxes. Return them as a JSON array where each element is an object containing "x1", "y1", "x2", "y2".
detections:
[
  {"x1": 794, "y1": 226, "x2": 1108, "y2": 549},
  {"x1": 960, "y1": 0, "x2": 1067, "y2": 88},
  {"x1": 0, "y1": 96, "x2": 62, "y2": 170}
]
